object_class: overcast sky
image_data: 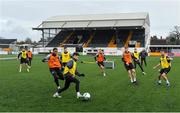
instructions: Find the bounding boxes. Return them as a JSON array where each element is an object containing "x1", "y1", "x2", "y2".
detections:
[{"x1": 0, "y1": 0, "x2": 180, "y2": 41}]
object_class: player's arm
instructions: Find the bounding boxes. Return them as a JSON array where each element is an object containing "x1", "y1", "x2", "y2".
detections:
[
  {"x1": 145, "y1": 51, "x2": 148, "y2": 57},
  {"x1": 58, "y1": 56, "x2": 63, "y2": 67},
  {"x1": 94, "y1": 54, "x2": 98, "y2": 62},
  {"x1": 17, "y1": 52, "x2": 22, "y2": 60},
  {"x1": 166, "y1": 56, "x2": 173, "y2": 62},
  {"x1": 42, "y1": 54, "x2": 50, "y2": 62},
  {"x1": 131, "y1": 53, "x2": 136, "y2": 60},
  {"x1": 26, "y1": 53, "x2": 29, "y2": 59},
  {"x1": 75, "y1": 69, "x2": 85, "y2": 77},
  {"x1": 139, "y1": 52, "x2": 142, "y2": 59},
  {"x1": 59, "y1": 53, "x2": 62, "y2": 60},
  {"x1": 31, "y1": 52, "x2": 33, "y2": 59},
  {"x1": 104, "y1": 54, "x2": 106, "y2": 61},
  {"x1": 153, "y1": 62, "x2": 160, "y2": 69},
  {"x1": 121, "y1": 54, "x2": 125, "y2": 63}
]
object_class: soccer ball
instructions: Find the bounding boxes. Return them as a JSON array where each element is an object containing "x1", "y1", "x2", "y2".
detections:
[{"x1": 83, "y1": 92, "x2": 91, "y2": 100}]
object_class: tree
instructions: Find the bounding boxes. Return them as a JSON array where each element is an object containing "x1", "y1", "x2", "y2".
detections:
[
  {"x1": 167, "y1": 26, "x2": 180, "y2": 44},
  {"x1": 150, "y1": 35, "x2": 158, "y2": 40},
  {"x1": 25, "y1": 37, "x2": 32, "y2": 44}
]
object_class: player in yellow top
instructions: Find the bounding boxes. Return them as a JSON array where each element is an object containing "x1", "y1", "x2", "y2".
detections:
[
  {"x1": 60, "y1": 47, "x2": 71, "y2": 68},
  {"x1": 53, "y1": 52, "x2": 85, "y2": 99},
  {"x1": 132, "y1": 48, "x2": 146, "y2": 75},
  {"x1": 17, "y1": 48, "x2": 30, "y2": 72},
  {"x1": 153, "y1": 51, "x2": 172, "y2": 87}
]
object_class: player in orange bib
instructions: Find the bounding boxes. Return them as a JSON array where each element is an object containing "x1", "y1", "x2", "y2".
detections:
[
  {"x1": 42, "y1": 48, "x2": 64, "y2": 89},
  {"x1": 94, "y1": 49, "x2": 106, "y2": 76},
  {"x1": 122, "y1": 47, "x2": 137, "y2": 84},
  {"x1": 27, "y1": 49, "x2": 33, "y2": 67}
]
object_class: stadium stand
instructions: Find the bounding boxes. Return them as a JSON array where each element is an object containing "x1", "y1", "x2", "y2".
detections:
[
  {"x1": 46, "y1": 30, "x2": 72, "y2": 47},
  {"x1": 0, "y1": 39, "x2": 17, "y2": 48},
  {"x1": 33, "y1": 13, "x2": 150, "y2": 48}
]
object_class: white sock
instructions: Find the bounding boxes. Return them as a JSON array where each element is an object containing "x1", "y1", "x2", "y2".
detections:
[
  {"x1": 19, "y1": 66, "x2": 22, "y2": 72},
  {"x1": 158, "y1": 80, "x2": 162, "y2": 83},
  {"x1": 130, "y1": 79, "x2": 133, "y2": 83},
  {"x1": 166, "y1": 80, "x2": 170, "y2": 84},
  {"x1": 134, "y1": 78, "x2": 136, "y2": 82},
  {"x1": 77, "y1": 92, "x2": 81, "y2": 96}
]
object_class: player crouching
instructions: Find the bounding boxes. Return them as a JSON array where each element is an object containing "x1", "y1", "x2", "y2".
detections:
[
  {"x1": 53, "y1": 52, "x2": 85, "y2": 99},
  {"x1": 94, "y1": 49, "x2": 106, "y2": 76},
  {"x1": 153, "y1": 51, "x2": 172, "y2": 87},
  {"x1": 122, "y1": 47, "x2": 137, "y2": 84}
]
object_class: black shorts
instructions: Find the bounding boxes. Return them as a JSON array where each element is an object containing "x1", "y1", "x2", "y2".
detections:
[
  {"x1": 97, "y1": 61, "x2": 104, "y2": 67},
  {"x1": 28, "y1": 58, "x2": 32, "y2": 61},
  {"x1": 62, "y1": 62, "x2": 67, "y2": 67},
  {"x1": 124, "y1": 63, "x2": 134, "y2": 71},
  {"x1": 134, "y1": 59, "x2": 140, "y2": 64},
  {"x1": 160, "y1": 67, "x2": 171, "y2": 75},
  {"x1": 20, "y1": 58, "x2": 28, "y2": 64},
  {"x1": 49, "y1": 68, "x2": 64, "y2": 80}
]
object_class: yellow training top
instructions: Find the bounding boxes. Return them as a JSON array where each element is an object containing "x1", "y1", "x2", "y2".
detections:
[
  {"x1": 160, "y1": 56, "x2": 171, "y2": 68},
  {"x1": 64, "y1": 60, "x2": 77, "y2": 76},
  {"x1": 21, "y1": 51, "x2": 27, "y2": 59},
  {"x1": 61, "y1": 52, "x2": 71, "y2": 63}
]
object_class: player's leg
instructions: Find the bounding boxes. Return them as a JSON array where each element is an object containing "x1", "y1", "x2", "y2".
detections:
[
  {"x1": 161, "y1": 73, "x2": 170, "y2": 86},
  {"x1": 28, "y1": 58, "x2": 32, "y2": 66},
  {"x1": 131, "y1": 69, "x2": 137, "y2": 83},
  {"x1": 137, "y1": 61, "x2": 146, "y2": 75},
  {"x1": 144, "y1": 58, "x2": 147, "y2": 66},
  {"x1": 158, "y1": 74, "x2": 162, "y2": 85},
  {"x1": 25, "y1": 59, "x2": 30, "y2": 72},
  {"x1": 50, "y1": 69, "x2": 60, "y2": 88},
  {"x1": 56, "y1": 68, "x2": 64, "y2": 89},
  {"x1": 128, "y1": 70, "x2": 133, "y2": 83},
  {"x1": 100, "y1": 63, "x2": 106, "y2": 76},
  {"x1": 19, "y1": 64, "x2": 22, "y2": 72},
  {"x1": 19, "y1": 58, "x2": 23, "y2": 72},
  {"x1": 98, "y1": 62, "x2": 106, "y2": 76},
  {"x1": 71, "y1": 76, "x2": 83, "y2": 98},
  {"x1": 53, "y1": 76, "x2": 71, "y2": 98},
  {"x1": 141, "y1": 58, "x2": 143, "y2": 66}
]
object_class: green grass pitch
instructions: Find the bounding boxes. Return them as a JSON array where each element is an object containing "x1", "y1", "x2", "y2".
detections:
[{"x1": 0, "y1": 55, "x2": 180, "y2": 112}]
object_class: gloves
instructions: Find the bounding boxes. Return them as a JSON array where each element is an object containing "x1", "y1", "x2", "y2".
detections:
[
  {"x1": 42, "y1": 59, "x2": 45, "y2": 62},
  {"x1": 79, "y1": 74, "x2": 85, "y2": 77}
]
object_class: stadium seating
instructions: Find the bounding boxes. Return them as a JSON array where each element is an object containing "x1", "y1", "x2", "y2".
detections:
[
  {"x1": 88, "y1": 30, "x2": 114, "y2": 47},
  {"x1": 116, "y1": 30, "x2": 129, "y2": 47},
  {"x1": 0, "y1": 39, "x2": 17, "y2": 48},
  {"x1": 108, "y1": 35, "x2": 117, "y2": 47},
  {"x1": 46, "y1": 29, "x2": 145, "y2": 48},
  {"x1": 131, "y1": 30, "x2": 145, "y2": 47},
  {"x1": 46, "y1": 30, "x2": 72, "y2": 47}
]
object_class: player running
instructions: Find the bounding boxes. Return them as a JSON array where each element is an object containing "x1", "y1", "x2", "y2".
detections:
[
  {"x1": 153, "y1": 51, "x2": 172, "y2": 87},
  {"x1": 60, "y1": 47, "x2": 71, "y2": 69},
  {"x1": 42, "y1": 48, "x2": 64, "y2": 89},
  {"x1": 94, "y1": 49, "x2": 106, "y2": 76},
  {"x1": 139, "y1": 49, "x2": 148, "y2": 66},
  {"x1": 132, "y1": 48, "x2": 146, "y2": 75},
  {"x1": 17, "y1": 48, "x2": 30, "y2": 72},
  {"x1": 53, "y1": 52, "x2": 85, "y2": 98},
  {"x1": 27, "y1": 49, "x2": 33, "y2": 67},
  {"x1": 122, "y1": 47, "x2": 137, "y2": 84}
]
